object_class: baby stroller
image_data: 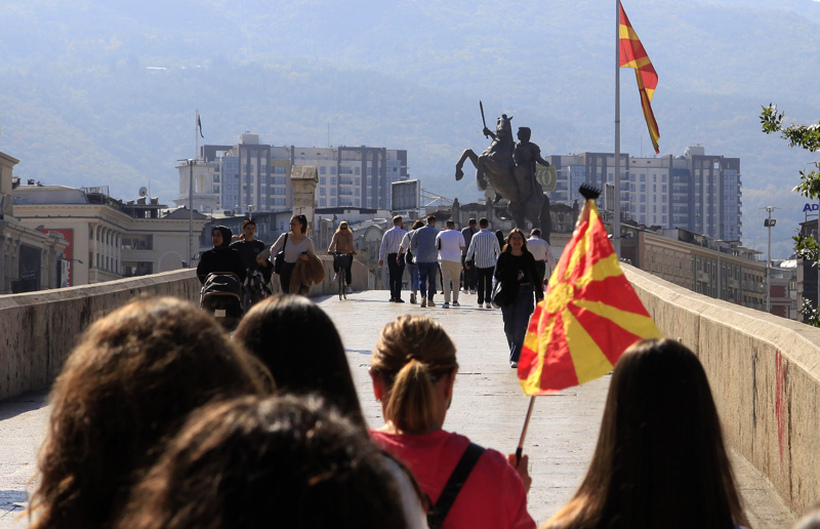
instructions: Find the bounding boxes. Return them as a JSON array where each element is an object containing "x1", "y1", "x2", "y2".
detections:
[
  {"x1": 200, "y1": 271, "x2": 244, "y2": 331},
  {"x1": 243, "y1": 268, "x2": 272, "y2": 311}
]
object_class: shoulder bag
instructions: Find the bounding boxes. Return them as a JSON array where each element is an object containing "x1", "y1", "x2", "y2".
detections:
[{"x1": 273, "y1": 234, "x2": 288, "y2": 275}]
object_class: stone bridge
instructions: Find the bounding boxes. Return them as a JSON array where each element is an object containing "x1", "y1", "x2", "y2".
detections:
[{"x1": 1, "y1": 259, "x2": 818, "y2": 526}]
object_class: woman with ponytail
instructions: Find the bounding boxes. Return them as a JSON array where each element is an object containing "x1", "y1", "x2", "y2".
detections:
[{"x1": 369, "y1": 315, "x2": 535, "y2": 529}]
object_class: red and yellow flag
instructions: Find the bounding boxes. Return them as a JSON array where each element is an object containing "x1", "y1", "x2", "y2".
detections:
[
  {"x1": 517, "y1": 199, "x2": 662, "y2": 396},
  {"x1": 619, "y1": 1, "x2": 660, "y2": 154}
]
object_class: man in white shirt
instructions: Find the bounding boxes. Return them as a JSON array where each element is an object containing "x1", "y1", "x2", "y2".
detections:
[
  {"x1": 379, "y1": 215, "x2": 407, "y2": 303},
  {"x1": 435, "y1": 219, "x2": 466, "y2": 308},
  {"x1": 465, "y1": 217, "x2": 502, "y2": 308},
  {"x1": 527, "y1": 228, "x2": 556, "y2": 290}
]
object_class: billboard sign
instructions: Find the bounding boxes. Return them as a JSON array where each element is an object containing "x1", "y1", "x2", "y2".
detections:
[{"x1": 392, "y1": 179, "x2": 420, "y2": 211}]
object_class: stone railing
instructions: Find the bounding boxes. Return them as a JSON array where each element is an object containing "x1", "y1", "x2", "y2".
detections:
[
  {"x1": 626, "y1": 264, "x2": 820, "y2": 515},
  {"x1": 0, "y1": 256, "x2": 372, "y2": 401}
]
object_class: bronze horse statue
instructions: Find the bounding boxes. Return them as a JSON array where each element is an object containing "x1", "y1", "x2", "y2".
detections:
[{"x1": 455, "y1": 112, "x2": 552, "y2": 241}]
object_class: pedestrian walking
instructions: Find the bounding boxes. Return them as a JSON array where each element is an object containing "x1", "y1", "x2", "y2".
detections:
[
  {"x1": 379, "y1": 215, "x2": 407, "y2": 303},
  {"x1": 398, "y1": 220, "x2": 425, "y2": 304},
  {"x1": 526, "y1": 228, "x2": 556, "y2": 290},
  {"x1": 231, "y1": 219, "x2": 270, "y2": 309},
  {"x1": 257, "y1": 214, "x2": 316, "y2": 295},
  {"x1": 465, "y1": 218, "x2": 501, "y2": 308},
  {"x1": 410, "y1": 215, "x2": 439, "y2": 308},
  {"x1": 461, "y1": 218, "x2": 478, "y2": 293},
  {"x1": 494, "y1": 228, "x2": 543, "y2": 367},
  {"x1": 436, "y1": 219, "x2": 466, "y2": 308}
]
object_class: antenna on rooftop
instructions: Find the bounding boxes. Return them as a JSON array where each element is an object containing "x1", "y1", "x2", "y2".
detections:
[{"x1": 138, "y1": 186, "x2": 148, "y2": 197}]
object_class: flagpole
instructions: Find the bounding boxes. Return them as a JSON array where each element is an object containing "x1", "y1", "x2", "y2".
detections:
[
  {"x1": 515, "y1": 396, "x2": 536, "y2": 464},
  {"x1": 613, "y1": 0, "x2": 622, "y2": 259},
  {"x1": 195, "y1": 109, "x2": 200, "y2": 160}
]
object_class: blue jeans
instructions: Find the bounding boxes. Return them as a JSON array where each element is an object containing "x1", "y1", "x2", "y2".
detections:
[
  {"x1": 407, "y1": 263, "x2": 420, "y2": 291},
  {"x1": 501, "y1": 284, "x2": 535, "y2": 363},
  {"x1": 417, "y1": 262, "x2": 438, "y2": 300}
]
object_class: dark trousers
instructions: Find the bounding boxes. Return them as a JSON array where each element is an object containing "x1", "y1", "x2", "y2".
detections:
[
  {"x1": 417, "y1": 262, "x2": 438, "y2": 300},
  {"x1": 462, "y1": 255, "x2": 477, "y2": 290},
  {"x1": 534, "y1": 260, "x2": 546, "y2": 288},
  {"x1": 476, "y1": 266, "x2": 494, "y2": 304},
  {"x1": 387, "y1": 253, "x2": 405, "y2": 300},
  {"x1": 501, "y1": 284, "x2": 535, "y2": 363}
]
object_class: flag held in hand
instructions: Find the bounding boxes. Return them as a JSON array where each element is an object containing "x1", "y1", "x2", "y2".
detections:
[{"x1": 517, "y1": 185, "x2": 662, "y2": 396}]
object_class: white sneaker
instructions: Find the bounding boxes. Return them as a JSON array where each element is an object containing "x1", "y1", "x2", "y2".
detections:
[
  {"x1": 485, "y1": 302, "x2": 492, "y2": 309},
  {"x1": 442, "y1": 302, "x2": 450, "y2": 308},
  {"x1": 470, "y1": 289, "x2": 476, "y2": 294},
  {"x1": 346, "y1": 286, "x2": 353, "y2": 293}
]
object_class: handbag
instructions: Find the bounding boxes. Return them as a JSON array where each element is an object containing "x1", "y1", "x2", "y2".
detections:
[
  {"x1": 492, "y1": 278, "x2": 517, "y2": 308},
  {"x1": 273, "y1": 234, "x2": 288, "y2": 275}
]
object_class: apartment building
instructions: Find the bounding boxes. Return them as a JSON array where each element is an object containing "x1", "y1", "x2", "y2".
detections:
[
  {"x1": 547, "y1": 145, "x2": 742, "y2": 242},
  {"x1": 176, "y1": 134, "x2": 409, "y2": 214}
]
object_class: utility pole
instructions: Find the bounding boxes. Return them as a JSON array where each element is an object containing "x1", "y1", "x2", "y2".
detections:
[
  {"x1": 764, "y1": 206, "x2": 776, "y2": 312},
  {"x1": 179, "y1": 159, "x2": 197, "y2": 268}
]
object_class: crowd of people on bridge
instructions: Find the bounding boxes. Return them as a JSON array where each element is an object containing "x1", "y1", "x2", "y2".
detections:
[
  {"x1": 21, "y1": 213, "x2": 817, "y2": 529},
  {"x1": 26, "y1": 284, "x2": 812, "y2": 528}
]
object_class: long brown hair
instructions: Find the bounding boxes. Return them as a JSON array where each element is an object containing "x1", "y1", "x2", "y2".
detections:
[
  {"x1": 370, "y1": 315, "x2": 458, "y2": 435},
  {"x1": 502, "y1": 227, "x2": 529, "y2": 253},
  {"x1": 116, "y1": 395, "x2": 408, "y2": 529},
  {"x1": 543, "y1": 339, "x2": 748, "y2": 529},
  {"x1": 233, "y1": 294, "x2": 365, "y2": 429},
  {"x1": 29, "y1": 297, "x2": 267, "y2": 529}
]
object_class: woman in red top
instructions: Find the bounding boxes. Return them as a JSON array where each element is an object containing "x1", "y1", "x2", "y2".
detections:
[{"x1": 369, "y1": 315, "x2": 535, "y2": 529}]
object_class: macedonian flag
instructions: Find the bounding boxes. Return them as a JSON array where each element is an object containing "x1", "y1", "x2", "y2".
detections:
[
  {"x1": 619, "y1": 1, "x2": 660, "y2": 154},
  {"x1": 517, "y1": 194, "x2": 662, "y2": 396}
]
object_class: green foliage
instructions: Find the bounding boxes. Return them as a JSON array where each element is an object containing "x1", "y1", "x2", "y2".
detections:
[
  {"x1": 794, "y1": 232, "x2": 820, "y2": 265},
  {"x1": 762, "y1": 104, "x2": 820, "y2": 326},
  {"x1": 800, "y1": 298, "x2": 820, "y2": 327},
  {"x1": 761, "y1": 104, "x2": 820, "y2": 199}
]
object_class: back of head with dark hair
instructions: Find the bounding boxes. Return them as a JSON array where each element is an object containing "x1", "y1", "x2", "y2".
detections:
[
  {"x1": 233, "y1": 295, "x2": 364, "y2": 429},
  {"x1": 545, "y1": 338, "x2": 748, "y2": 529},
  {"x1": 411, "y1": 219, "x2": 425, "y2": 230},
  {"x1": 30, "y1": 297, "x2": 266, "y2": 529},
  {"x1": 479, "y1": 217, "x2": 489, "y2": 228},
  {"x1": 117, "y1": 394, "x2": 408, "y2": 529}
]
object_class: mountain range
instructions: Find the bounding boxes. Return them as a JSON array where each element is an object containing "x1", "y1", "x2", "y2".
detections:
[{"x1": 1, "y1": 0, "x2": 820, "y2": 257}]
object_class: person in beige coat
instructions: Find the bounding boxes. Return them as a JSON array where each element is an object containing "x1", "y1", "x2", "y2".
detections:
[{"x1": 328, "y1": 221, "x2": 357, "y2": 293}]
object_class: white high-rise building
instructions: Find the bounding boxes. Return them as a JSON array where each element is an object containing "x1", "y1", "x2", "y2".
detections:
[
  {"x1": 176, "y1": 134, "x2": 409, "y2": 214},
  {"x1": 547, "y1": 145, "x2": 742, "y2": 241}
]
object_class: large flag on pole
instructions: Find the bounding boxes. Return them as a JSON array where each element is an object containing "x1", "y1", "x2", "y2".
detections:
[
  {"x1": 619, "y1": 2, "x2": 660, "y2": 154},
  {"x1": 517, "y1": 187, "x2": 662, "y2": 396}
]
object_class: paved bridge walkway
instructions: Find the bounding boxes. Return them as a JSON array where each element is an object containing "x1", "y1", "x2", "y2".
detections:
[{"x1": 0, "y1": 290, "x2": 797, "y2": 527}]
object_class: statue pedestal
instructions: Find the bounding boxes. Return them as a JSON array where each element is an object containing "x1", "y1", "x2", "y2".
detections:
[{"x1": 291, "y1": 165, "x2": 318, "y2": 231}]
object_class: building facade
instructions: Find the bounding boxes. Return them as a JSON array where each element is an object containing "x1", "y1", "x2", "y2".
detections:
[
  {"x1": 176, "y1": 134, "x2": 409, "y2": 215},
  {"x1": 547, "y1": 145, "x2": 742, "y2": 241},
  {"x1": 13, "y1": 185, "x2": 208, "y2": 286},
  {"x1": 0, "y1": 153, "x2": 69, "y2": 294}
]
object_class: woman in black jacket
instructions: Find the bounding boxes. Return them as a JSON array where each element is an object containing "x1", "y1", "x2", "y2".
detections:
[
  {"x1": 196, "y1": 225, "x2": 246, "y2": 284},
  {"x1": 494, "y1": 228, "x2": 543, "y2": 368}
]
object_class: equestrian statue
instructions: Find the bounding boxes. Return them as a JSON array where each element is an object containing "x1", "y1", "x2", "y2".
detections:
[{"x1": 455, "y1": 102, "x2": 553, "y2": 242}]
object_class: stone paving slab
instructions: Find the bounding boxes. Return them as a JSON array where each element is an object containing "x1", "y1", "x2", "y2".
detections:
[{"x1": 0, "y1": 290, "x2": 797, "y2": 528}]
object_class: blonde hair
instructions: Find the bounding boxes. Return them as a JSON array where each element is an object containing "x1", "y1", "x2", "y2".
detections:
[{"x1": 370, "y1": 315, "x2": 457, "y2": 434}]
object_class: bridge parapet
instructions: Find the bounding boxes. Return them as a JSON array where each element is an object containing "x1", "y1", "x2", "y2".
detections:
[
  {"x1": 0, "y1": 256, "x2": 373, "y2": 401},
  {"x1": 627, "y1": 264, "x2": 820, "y2": 515}
]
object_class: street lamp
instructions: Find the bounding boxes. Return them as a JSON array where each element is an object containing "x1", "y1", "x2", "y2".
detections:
[
  {"x1": 178, "y1": 159, "x2": 198, "y2": 268},
  {"x1": 763, "y1": 206, "x2": 776, "y2": 312}
]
